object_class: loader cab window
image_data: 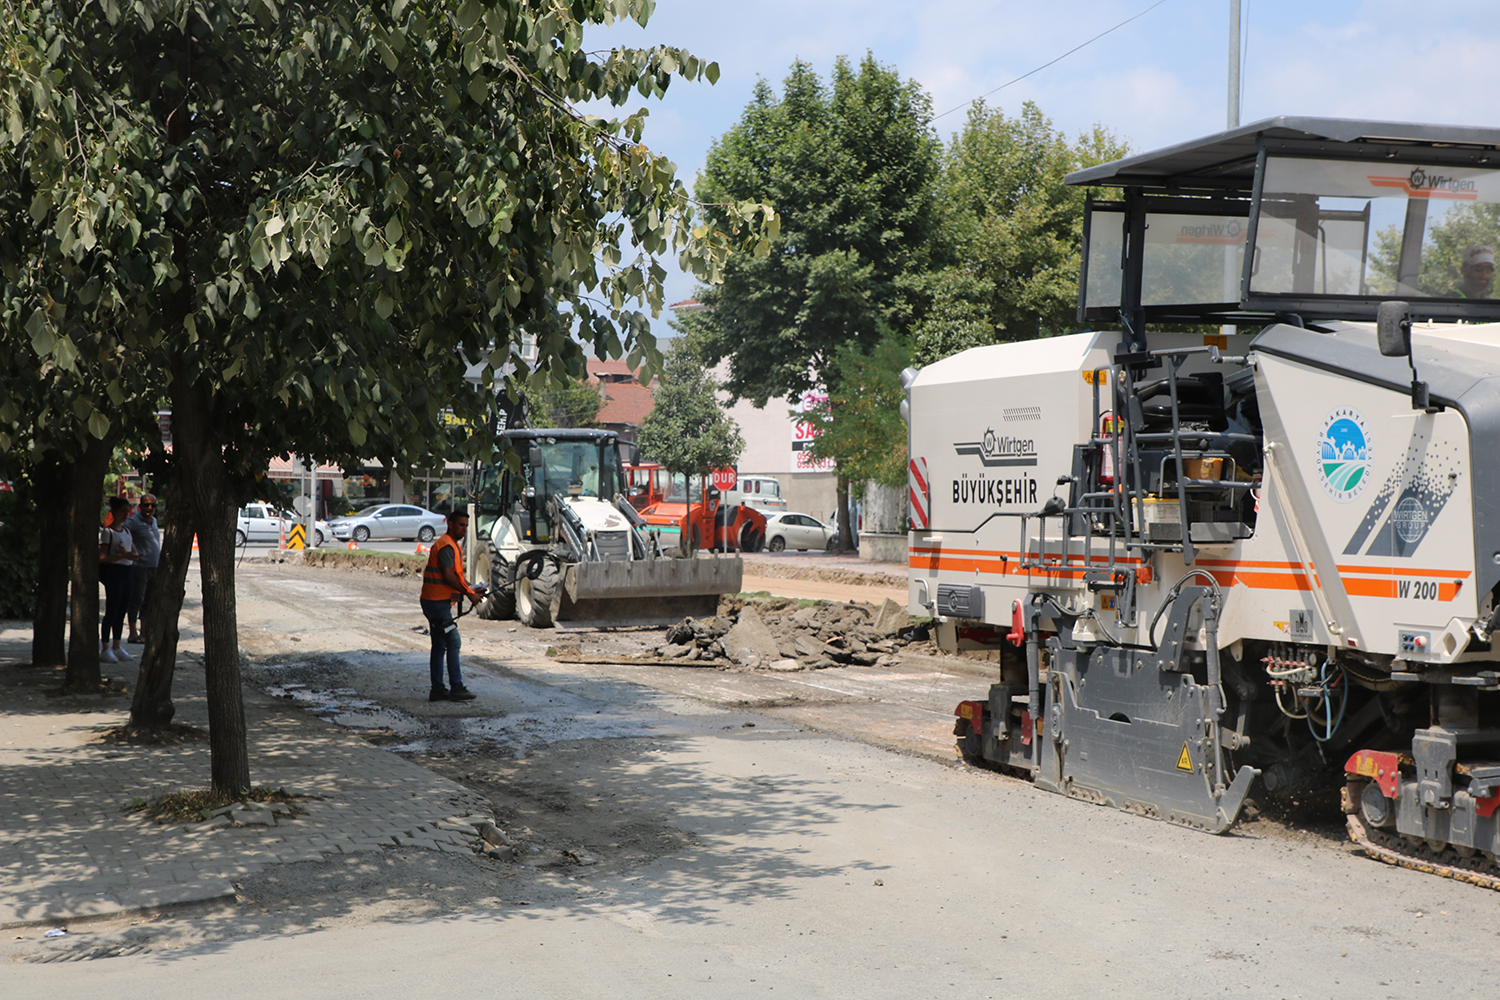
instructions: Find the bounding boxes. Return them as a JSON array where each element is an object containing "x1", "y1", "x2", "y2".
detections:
[
  {"x1": 1247, "y1": 156, "x2": 1500, "y2": 309},
  {"x1": 532, "y1": 439, "x2": 622, "y2": 501},
  {"x1": 472, "y1": 465, "x2": 511, "y2": 541}
]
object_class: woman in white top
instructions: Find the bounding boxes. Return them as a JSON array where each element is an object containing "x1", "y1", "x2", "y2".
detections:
[{"x1": 98, "y1": 495, "x2": 136, "y2": 663}]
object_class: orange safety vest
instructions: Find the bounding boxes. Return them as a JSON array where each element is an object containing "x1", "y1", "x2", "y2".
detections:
[{"x1": 420, "y1": 534, "x2": 468, "y2": 602}]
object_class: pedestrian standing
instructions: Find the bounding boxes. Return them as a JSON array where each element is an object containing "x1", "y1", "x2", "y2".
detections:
[
  {"x1": 98, "y1": 495, "x2": 136, "y2": 663},
  {"x1": 418, "y1": 510, "x2": 484, "y2": 702},
  {"x1": 124, "y1": 493, "x2": 161, "y2": 644}
]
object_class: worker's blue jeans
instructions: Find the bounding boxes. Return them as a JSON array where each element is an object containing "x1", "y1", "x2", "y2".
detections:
[{"x1": 420, "y1": 598, "x2": 463, "y2": 692}]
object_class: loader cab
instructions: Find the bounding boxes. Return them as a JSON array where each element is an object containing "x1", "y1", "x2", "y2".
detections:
[{"x1": 476, "y1": 428, "x2": 624, "y2": 544}]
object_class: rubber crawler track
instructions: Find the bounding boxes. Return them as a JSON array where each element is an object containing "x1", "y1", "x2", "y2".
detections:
[{"x1": 1346, "y1": 814, "x2": 1500, "y2": 891}]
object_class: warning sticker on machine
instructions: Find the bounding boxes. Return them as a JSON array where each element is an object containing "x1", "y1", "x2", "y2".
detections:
[{"x1": 1175, "y1": 743, "x2": 1194, "y2": 773}]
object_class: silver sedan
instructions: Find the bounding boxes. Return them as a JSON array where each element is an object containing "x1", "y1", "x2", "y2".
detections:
[
  {"x1": 764, "y1": 512, "x2": 837, "y2": 552},
  {"x1": 328, "y1": 504, "x2": 447, "y2": 543}
]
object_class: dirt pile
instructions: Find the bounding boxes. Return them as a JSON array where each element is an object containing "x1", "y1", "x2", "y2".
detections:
[{"x1": 647, "y1": 596, "x2": 925, "y2": 671}]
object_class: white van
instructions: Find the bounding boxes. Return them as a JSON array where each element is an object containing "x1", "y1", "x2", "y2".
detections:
[{"x1": 729, "y1": 475, "x2": 787, "y2": 513}]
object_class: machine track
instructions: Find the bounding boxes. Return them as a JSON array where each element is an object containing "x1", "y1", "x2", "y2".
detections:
[{"x1": 1345, "y1": 814, "x2": 1500, "y2": 891}]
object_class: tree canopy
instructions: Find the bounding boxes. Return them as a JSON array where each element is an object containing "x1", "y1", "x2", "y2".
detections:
[
  {"x1": 801, "y1": 328, "x2": 910, "y2": 492},
  {"x1": 911, "y1": 101, "x2": 1128, "y2": 365},
  {"x1": 635, "y1": 336, "x2": 742, "y2": 476},
  {"x1": 687, "y1": 53, "x2": 943, "y2": 406},
  {"x1": 1, "y1": 0, "x2": 770, "y2": 789},
  {"x1": 528, "y1": 379, "x2": 603, "y2": 429}
]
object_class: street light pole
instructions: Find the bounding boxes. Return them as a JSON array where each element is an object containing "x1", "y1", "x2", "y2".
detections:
[{"x1": 1228, "y1": 0, "x2": 1241, "y2": 129}]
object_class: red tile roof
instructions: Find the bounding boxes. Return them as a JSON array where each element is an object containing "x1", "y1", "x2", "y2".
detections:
[{"x1": 597, "y1": 379, "x2": 655, "y2": 426}]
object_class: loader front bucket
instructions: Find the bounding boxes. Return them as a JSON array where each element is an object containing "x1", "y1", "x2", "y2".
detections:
[{"x1": 558, "y1": 556, "x2": 744, "y2": 627}]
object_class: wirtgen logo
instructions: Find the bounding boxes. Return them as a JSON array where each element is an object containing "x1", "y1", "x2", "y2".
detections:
[
  {"x1": 1175, "y1": 220, "x2": 1245, "y2": 245},
  {"x1": 954, "y1": 428, "x2": 1038, "y2": 467},
  {"x1": 1368, "y1": 168, "x2": 1478, "y2": 200}
]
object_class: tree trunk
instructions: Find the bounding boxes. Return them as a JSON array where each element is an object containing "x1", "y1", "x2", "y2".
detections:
[
  {"x1": 65, "y1": 436, "x2": 112, "y2": 691},
  {"x1": 171, "y1": 371, "x2": 251, "y2": 793},
  {"x1": 30, "y1": 458, "x2": 70, "y2": 668},
  {"x1": 835, "y1": 475, "x2": 853, "y2": 553},
  {"x1": 129, "y1": 463, "x2": 192, "y2": 727}
]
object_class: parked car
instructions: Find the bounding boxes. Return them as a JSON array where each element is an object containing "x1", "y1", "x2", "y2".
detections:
[
  {"x1": 328, "y1": 503, "x2": 447, "y2": 543},
  {"x1": 235, "y1": 503, "x2": 332, "y2": 547},
  {"x1": 763, "y1": 512, "x2": 837, "y2": 552}
]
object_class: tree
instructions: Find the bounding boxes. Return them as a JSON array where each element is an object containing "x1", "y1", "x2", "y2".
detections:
[
  {"x1": 2, "y1": 0, "x2": 770, "y2": 791},
  {"x1": 688, "y1": 52, "x2": 943, "y2": 548},
  {"x1": 913, "y1": 101, "x2": 1128, "y2": 365},
  {"x1": 692, "y1": 54, "x2": 941, "y2": 403},
  {"x1": 802, "y1": 328, "x2": 910, "y2": 492},
  {"x1": 528, "y1": 378, "x2": 603, "y2": 428},
  {"x1": 635, "y1": 337, "x2": 742, "y2": 476}
]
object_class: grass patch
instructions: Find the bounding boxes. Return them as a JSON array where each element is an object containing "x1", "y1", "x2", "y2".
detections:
[{"x1": 126, "y1": 785, "x2": 302, "y2": 824}]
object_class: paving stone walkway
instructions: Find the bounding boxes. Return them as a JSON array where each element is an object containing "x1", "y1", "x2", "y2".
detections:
[{"x1": 0, "y1": 623, "x2": 491, "y2": 927}]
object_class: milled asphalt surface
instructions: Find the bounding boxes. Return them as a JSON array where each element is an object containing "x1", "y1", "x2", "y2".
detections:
[{"x1": 0, "y1": 547, "x2": 911, "y2": 930}]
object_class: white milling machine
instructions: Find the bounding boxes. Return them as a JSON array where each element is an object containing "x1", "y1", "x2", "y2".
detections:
[{"x1": 907, "y1": 118, "x2": 1500, "y2": 886}]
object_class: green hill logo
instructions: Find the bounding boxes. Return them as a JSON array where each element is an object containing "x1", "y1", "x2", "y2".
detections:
[{"x1": 1317, "y1": 407, "x2": 1370, "y2": 503}]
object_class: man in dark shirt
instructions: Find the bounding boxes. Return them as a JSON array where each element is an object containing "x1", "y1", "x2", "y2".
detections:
[{"x1": 125, "y1": 494, "x2": 161, "y2": 644}]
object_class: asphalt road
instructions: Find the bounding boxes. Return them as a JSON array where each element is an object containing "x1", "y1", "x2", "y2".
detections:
[{"x1": 10, "y1": 559, "x2": 1499, "y2": 998}]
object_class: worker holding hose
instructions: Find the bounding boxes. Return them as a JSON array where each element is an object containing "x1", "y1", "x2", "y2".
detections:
[{"x1": 419, "y1": 510, "x2": 485, "y2": 702}]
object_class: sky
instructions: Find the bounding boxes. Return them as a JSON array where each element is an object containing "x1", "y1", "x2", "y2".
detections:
[{"x1": 583, "y1": 0, "x2": 1500, "y2": 337}]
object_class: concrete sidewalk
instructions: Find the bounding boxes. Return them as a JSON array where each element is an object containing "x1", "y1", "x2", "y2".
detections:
[{"x1": 0, "y1": 622, "x2": 491, "y2": 928}]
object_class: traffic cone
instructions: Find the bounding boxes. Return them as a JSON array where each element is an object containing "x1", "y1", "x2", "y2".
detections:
[
  {"x1": 415, "y1": 541, "x2": 427, "y2": 554},
  {"x1": 347, "y1": 538, "x2": 358, "y2": 550},
  {"x1": 191, "y1": 534, "x2": 199, "y2": 552}
]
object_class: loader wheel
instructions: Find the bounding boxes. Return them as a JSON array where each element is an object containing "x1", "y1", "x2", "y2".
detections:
[
  {"x1": 475, "y1": 543, "x2": 515, "y2": 621},
  {"x1": 738, "y1": 523, "x2": 762, "y2": 553},
  {"x1": 516, "y1": 555, "x2": 561, "y2": 628},
  {"x1": 768, "y1": 535, "x2": 785, "y2": 553}
]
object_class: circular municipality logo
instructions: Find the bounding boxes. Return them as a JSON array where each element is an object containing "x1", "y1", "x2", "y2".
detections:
[
  {"x1": 1392, "y1": 495, "x2": 1429, "y2": 543},
  {"x1": 1317, "y1": 407, "x2": 1371, "y2": 503}
]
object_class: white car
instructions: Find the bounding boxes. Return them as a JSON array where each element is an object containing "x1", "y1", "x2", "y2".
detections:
[
  {"x1": 764, "y1": 512, "x2": 837, "y2": 552},
  {"x1": 328, "y1": 504, "x2": 447, "y2": 543},
  {"x1": 235, "y1": 503, "x2": 331, "y2": 547}
]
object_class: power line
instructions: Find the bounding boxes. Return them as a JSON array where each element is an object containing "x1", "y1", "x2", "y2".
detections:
[{"x1": 933, "y1": 0, "x2": 1173, "y2": 121}]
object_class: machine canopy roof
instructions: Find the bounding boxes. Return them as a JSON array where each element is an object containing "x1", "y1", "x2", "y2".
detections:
[{"x1": 1066, "y1": 116, "x2": 1500, "y2": 193}]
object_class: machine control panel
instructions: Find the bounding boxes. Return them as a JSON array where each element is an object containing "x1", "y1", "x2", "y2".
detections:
[{"x1": 1398, "y1": 630, "x2": 1431, "y2": 654}]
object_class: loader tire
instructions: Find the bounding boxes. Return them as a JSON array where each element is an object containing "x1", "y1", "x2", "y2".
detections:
[
  {"x1": 475, "y1": 543, "x2": 515, "y2": 621},
  {"x1": 516, "y1": 555, "x2": 561, "y2": 628}
]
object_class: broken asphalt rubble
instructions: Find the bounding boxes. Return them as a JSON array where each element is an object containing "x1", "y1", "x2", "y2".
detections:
[{"x1": 652, "y1": 598, "x2": 920, "y2": 671}]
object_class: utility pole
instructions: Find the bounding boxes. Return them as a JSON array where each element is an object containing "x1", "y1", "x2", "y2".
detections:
[
  {"x1": 1223, "y1": 1, "x2": 1243, "y2": 327},
  {"x1": 1228, "y1": 0, "x2": 1241, "y2": 128}
]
